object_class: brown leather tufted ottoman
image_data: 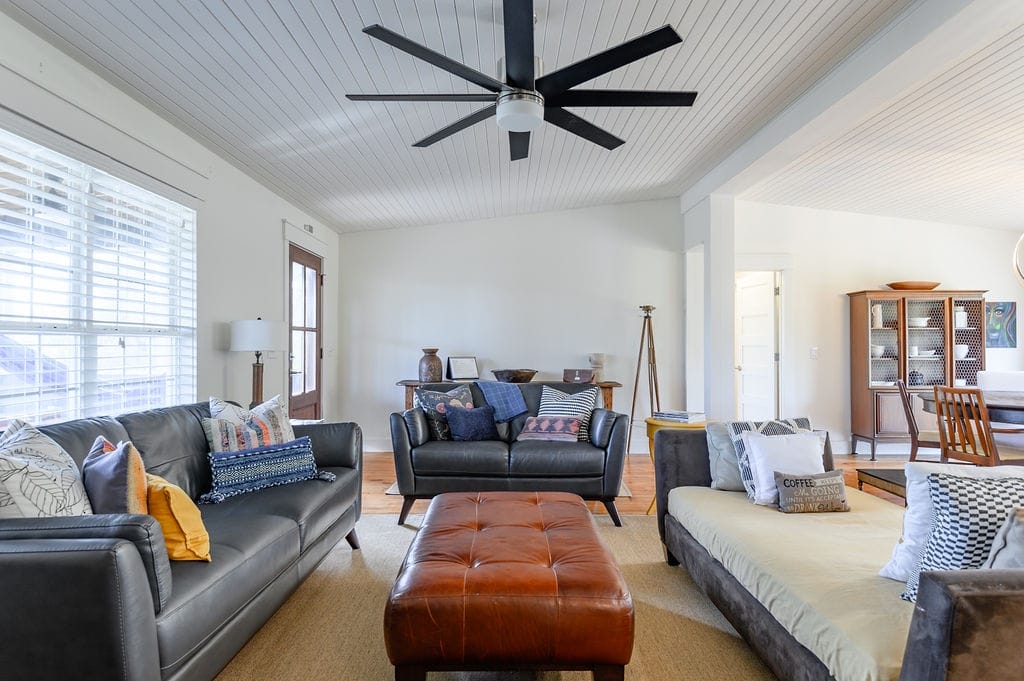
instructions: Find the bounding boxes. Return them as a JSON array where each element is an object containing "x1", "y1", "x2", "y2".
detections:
[{"x1": 384, "y1": 491, "x2": 634, "y2": 681}]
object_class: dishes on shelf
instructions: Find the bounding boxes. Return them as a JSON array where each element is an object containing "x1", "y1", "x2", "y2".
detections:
[
  {"x1": 870, "y1": 381, "x2": 896, "y2": 387},
  {"x1": 886, "y1": 281, "x2": 940, "y2": 290},
  {"x1": 911, "y1": 350, "x2": 937, "y2": 357},
  {"x1": 870, "y1": 344, "x2": 885, "y2": 357},
  {"x1": 953, "y1": 344, "x2": 969, "y2": 359},
  {"x1": 908, "y1": 317, "x2": 930, "y2": 327}
]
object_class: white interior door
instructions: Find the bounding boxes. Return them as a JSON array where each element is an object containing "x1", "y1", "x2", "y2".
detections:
[{"x1": 735, "y1": 271, "x2": 779, "y2": 420}]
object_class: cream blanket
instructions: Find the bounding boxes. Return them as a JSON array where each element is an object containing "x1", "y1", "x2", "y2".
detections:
[{"x1": 668, "y1": 487, "x2": 913, "y2": 681}]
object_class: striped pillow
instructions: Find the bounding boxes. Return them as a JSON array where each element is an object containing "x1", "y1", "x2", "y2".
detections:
[
  {"x1": 204, "y1": 394, "x2": 296, "y2": 452},
  {"x1": 537, "y1": 386, "x2": 599, "y2": 441},
  {"x1": 198, "y1": 436, "x2": 335, "y2": 504}
]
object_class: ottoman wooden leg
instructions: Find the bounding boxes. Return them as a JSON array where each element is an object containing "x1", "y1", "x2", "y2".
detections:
[
  {"x1": 593, "y1": 664, "x2": 625, "y2": 680},
  {"x1": 394, "y1": 665, "x2": 426, "y2": 681}
]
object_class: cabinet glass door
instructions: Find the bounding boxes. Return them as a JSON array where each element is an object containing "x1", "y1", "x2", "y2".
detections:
[
  {"x1": 868, "y1": 299, "x2": 898, "y2": 387},
  {"x1": 952, "y1": 298, "x2": 984, "y2": 386},
  {"x1": 905, "y1": 298, "x2": 946, "y2": 388}
]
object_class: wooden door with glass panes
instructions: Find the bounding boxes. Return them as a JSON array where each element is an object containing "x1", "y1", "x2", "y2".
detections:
[{"x1": 288, "y1": 244, "x2": 322, "y2": 420}]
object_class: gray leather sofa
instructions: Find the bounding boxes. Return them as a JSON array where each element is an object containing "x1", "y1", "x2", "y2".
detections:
[
  {"x1": 0, "y1": 402, "x2": 362, "y2": 681},
  {"x1": 390, "y1": 381, "x2": 628, "y2": 525},
  {"x1": 654, "y1": 428, "x2": 1024, "y2": 681}
]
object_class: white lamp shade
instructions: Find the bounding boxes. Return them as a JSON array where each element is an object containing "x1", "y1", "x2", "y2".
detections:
[{"x1": 230, "y1": 319, "x2": 284, "y2": 352}]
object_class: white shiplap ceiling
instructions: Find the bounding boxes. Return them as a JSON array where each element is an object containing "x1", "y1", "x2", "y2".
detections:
[
  {"x1": 0, "y1": 0, "x2": 915, "y2": 232},
  {"x1": 740, "y1": 19, "x2": 1024, "y2": 231}
]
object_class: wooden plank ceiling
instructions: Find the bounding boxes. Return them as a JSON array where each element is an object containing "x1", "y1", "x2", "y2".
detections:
[
  {"x1": 2, "y1": 0, "x2": 913, "y2": 232},
  {"x1": 742, "y1": 22, "x2": 1024, "y2": 231}
]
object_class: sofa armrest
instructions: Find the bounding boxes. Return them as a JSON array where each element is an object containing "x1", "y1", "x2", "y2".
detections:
[
  {"x1": 294, "y1": 422, "x2": 363, "y2": 470},
  {"x1": 0, "y1": 514, "x2": 171, "y2": 613},
  {"x1": 654, "y1": 429, "x2": 712, "y2": 543},
  {"x1": 589, "y1": 408, "x2": 617, "y2": 448},
  {"x1": 599, "y1": 412, "x2": 629, "y2": 499},
  {"x1": 390, "y1": 412, "x2": 417, "y2": 495},
  {"x1": 901, "y1": 569, "x2": 1024, "y2": 681},
  {"x1": 0, "y1": 537, "x2": 161, "y2": 681}
]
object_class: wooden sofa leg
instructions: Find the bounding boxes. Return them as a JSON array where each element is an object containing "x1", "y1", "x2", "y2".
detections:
[
  {"x1": 398, "y1": 497, "x2": 416, "y2": 525},
  {"x1": 602, "y1": 501, "x2": 622, "y2": 527},
  {"x1": 344, "y1": 529, "x2": 360, "y2": 550}
]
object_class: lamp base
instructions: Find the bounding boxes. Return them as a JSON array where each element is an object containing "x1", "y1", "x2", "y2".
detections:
[{"x1": 250, "y1": 361, "x2": 264, "y2": 409}]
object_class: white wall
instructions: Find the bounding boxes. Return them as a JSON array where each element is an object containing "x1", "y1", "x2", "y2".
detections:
[
  {"x1": 735, "y1": 200, "x2": 1024, "y2": 453},
  {"x1": 0, "y1": 12, "x2": 342, "y2": 418},
  {"x1": 339, "y1": 199, "x2": 685, "y2": 451}
]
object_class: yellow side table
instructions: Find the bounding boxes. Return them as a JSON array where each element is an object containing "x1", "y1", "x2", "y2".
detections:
[{"x1": 645, "y1": 417, "x2": 708, "y2": 514}]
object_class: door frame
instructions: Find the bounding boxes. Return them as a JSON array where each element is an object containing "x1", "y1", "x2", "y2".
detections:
[{"x1": 287, "y1": 242, "x2": 323, "y2": 419}]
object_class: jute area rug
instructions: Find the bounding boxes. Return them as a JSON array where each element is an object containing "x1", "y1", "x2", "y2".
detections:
[{"x1": 215, "y1": 514, "x2": 773, "y2": 681}]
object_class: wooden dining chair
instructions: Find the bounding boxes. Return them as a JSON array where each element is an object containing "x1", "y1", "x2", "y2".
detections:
[
  {"x1": 932, "y1": 386, "x2": 1024, "y2": 466},
  {"x1": 896, "y1": 380, "x2": 941, "y2": 461}
]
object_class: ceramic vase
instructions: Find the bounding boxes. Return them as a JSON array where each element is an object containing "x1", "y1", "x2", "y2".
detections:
[
  {"x1": 418, "y1": 348, "x2": 442, "y2": 382},
  {"x1": 871, "y1": 304, "x2": 884, "y2": 329}
]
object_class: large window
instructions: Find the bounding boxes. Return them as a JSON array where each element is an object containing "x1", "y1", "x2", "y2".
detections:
[{"x1": 0, "y1": 128, "x2": 196, "y2": 425}]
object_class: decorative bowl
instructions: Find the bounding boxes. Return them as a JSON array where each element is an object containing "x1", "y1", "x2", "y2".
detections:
[
  {"x1": 953, "y1": 344, "x2": 970, "y2": 359},
  {"x1": 492, "y1": 369, "x2": 537, "y2": 383},
  {"x1": 908, "y1": 317, "x2": 930, "y2": 327},
  {"x1": 870, "y1": 345, "x2": 885, "y2": 357},
  {"x1": 887, "y1": 281, "x2": 940, "y2": 291}
]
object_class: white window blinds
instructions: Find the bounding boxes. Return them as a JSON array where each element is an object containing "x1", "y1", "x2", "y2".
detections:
[{"x1": 0, "y1": 127, "x2": 197, "y2": 425}]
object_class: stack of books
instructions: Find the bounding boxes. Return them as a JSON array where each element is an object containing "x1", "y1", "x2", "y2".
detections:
[{"x1": 652, "y1": 410, "x2": 705, "y2": 422}]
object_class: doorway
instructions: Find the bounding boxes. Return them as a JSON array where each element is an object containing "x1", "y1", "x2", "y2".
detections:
[
  {"x1": 288, "y1": 243, "x2": 322, "y2": 420},
  {"x1": 735, "y1": 271, "x2": 781, "y2": 420}
]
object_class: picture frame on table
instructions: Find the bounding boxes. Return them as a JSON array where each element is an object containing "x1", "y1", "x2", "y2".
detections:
[{"x1": 446, "y1": 356, "x2": 479, "y2": 380}]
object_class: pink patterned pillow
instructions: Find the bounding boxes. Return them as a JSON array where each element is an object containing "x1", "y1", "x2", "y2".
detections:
[{"x1": 516, "y1": 416, "x2": 582, "y2": 442}]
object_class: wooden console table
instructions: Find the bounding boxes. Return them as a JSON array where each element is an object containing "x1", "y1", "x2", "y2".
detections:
[{"x1": 397, "y1": 380, "x2": 623, "y2": 410}]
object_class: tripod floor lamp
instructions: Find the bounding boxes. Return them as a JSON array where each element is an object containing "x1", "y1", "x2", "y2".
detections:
[{"x1": 230, "y1": 318, "x2": 285, "y2": 408}]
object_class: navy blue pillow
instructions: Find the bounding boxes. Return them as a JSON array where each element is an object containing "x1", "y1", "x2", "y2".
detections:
[
  {"x1": 447, "y1": 405, "x2": 500, "y2": 442},
  {"x1": 198, "y1": 436, "x2": 335, "y2": 504}
]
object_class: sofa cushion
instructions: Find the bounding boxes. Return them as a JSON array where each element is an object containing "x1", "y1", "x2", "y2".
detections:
[
  {"x1": 741, "y1": 430, "x2": 826, "y2": 506},
  {"x1": 252, "y1": 466, "x2": 360, "y2": 549},
  {"x1": 38, "y1": 416, "x2": 131, "y2": 470},
  {"x1": 147, "y1": 473, "x2": 211, "y2": 562},
  {"x1": 538, "y1": 386, "x2": 598, "y2": 441},
  {"x1": 727, "y1": 417, "x2": 812, "y2": 500},
  {"x1": 0, "y1": 419, "x2": 92, "y2": 518},
  {"x1": 209, "y1": 395, "x2": 296, "y2": 447},
  {"x1": 415, "y1": 385, "x2": 474, "y2": 441},
  {"x1": 412, "y1": 441, "x2": 509, "y2": 476},
  {"x1": 984, "y1": 508, "x2": 1024, "y2": 568},
  {"x1": 509, "y1": 441, "x2": 605, "y2": 478},
  {"x1": 705, "y1": 422, "x2": 745, "y2": 492},
  {"x1": 447, "y1": 405, "x2": 500, "y2": 442},
  {"x1": 155, "y1": 506, "x2": 300, "y2": 676},
  {"x1": 516, "y1": 415, "x2": 581, "y2": 442},
  {"x1": 668, "y1": 486, "x2": 910, "y2": 681},
  {"x1": 82, "y1": 437, "x2": 148, "y2": 515},
  {"x1": 198, "y1": 437, "x2": 335, "y2": 505},
  {"x1": 117, "y1": 403, "x2": 212, "y2": 500}
]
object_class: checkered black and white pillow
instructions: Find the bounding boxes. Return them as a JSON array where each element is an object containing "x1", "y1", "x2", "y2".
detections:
[
  {"x1": 727, "y1": 418, "x2": 812, "y2": 499},
  {"x1": 538, "y1": 386, "x2": 599, "y2": 441},
  {"x1": 902, "y1": 473, "x2": 1024, "y2": 602}
]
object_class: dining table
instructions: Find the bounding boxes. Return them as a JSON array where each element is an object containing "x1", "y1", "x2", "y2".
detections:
[{"x1": 919, "y1": 389, "x2": 1024, "y2": 425}]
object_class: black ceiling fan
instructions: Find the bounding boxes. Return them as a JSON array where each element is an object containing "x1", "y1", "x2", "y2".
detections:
[{"x1": 346, "y1": 0, "x2": 697, "y2": 161}]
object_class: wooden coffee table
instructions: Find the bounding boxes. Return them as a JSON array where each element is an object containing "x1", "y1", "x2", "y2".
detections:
[{"x1": 856, "y1": 468, "x2": 907, "y2": 503}]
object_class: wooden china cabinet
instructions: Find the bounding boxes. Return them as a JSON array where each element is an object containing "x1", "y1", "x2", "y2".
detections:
[{"x1": 848, "y1": 289, "x2": 986, "y2": 459}]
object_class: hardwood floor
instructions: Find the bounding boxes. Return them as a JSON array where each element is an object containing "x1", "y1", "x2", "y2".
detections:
[{"x1": 360, "y1": 450, "x2": 913, "y2": 515}]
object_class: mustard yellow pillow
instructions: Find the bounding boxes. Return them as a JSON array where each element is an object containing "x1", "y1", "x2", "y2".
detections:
[{"x1": 146, "y1": 473, "x2": 211, "y2": 562}]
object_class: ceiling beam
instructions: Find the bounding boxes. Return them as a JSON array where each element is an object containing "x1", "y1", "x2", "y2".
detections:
[{"x1": 679, "y1": 0, "x2": 1024, "y2": 213}]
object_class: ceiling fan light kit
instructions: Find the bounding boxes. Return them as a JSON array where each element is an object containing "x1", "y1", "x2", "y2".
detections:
[{"x1": 346, "y1": 0, "x2": 697, "y2": 161}]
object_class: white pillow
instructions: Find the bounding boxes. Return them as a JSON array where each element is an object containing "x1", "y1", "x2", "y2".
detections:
[
  {"x1": 740, "y1": 430, "x2": 827, "y2": 506},
  {"x1": 878, "y1": 462, "x2": 1024, "y2": 581},
  {"x1": 0, "y1": 419, "x2": 92, "y2": 518}
]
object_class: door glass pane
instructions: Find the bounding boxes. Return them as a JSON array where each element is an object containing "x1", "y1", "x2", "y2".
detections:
[
  {"x1": 305, "y1": 267, "x2": 317, "y2": 327},
  {"x1": 291, "y1": 263, "x2": 304, "y2": 326},
  {"x1": 290, "y1": 330, "x2": 304, "y2": 396},
  {"x1": 868, "y1": 299, "x2": 898, "y2": 386},
  {"x1": 304, "y1": 331, "x2": 317, "y2": 391}
]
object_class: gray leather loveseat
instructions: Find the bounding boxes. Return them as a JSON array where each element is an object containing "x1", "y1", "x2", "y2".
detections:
[
  {"x1": 0, "y1": 401, "x2": 362, "y2": 681},
  {"x1": 390, "y1": 381, "x2": 628, "y2": 525}
]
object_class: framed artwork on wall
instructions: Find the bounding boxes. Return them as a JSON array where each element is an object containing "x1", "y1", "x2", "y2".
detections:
[
  {"x1": 446, "y1": 356, "x2": 479, "y2": 380},
  {"x1": 986, "y1": 301, "x2": 1017, "y2": 348}
]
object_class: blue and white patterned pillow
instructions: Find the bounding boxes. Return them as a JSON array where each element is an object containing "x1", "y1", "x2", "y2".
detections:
[
  {"x1": 538, "y1": 386, "x2": 599, "y2": 441},
  {"x1": 902, "y1": 473, "x2": 1024, "y2": 601},
  {"x1": 198, "y1": 436, "x2": 335, "y2": 504},
  {"x1": 727, "y1": 418, "x2": 812, "y2": 500}
]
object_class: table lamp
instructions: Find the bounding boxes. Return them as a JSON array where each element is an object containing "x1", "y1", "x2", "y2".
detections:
[{"x1": 230, "y1": 318, "x2": 284, "y2": 408}]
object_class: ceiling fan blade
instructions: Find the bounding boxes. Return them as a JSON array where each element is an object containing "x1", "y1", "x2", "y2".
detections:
[
  {"x1": 363, "y1": 24, "x2": 505, "y2": 93},
  {"x1": 347, "y1": 93, "x2": 498, "y2": 102},
  {"x1": 536, "y1": 25, "x2": 682, "y2": 97},
  {"x1": 543, "y1": 107, "x2": 624, "y2": 150},
  {"x1": 503, "y1": 0, "x2": 535, "y2": 89},
  {"x1": 412, "y1": 104, "x2": 497, "y2": 147},
  {"x1": 509, "y1": 131, "x2": 530, "y2": 161},
  {"x1": 548, "y1": 90, "x2": 697, "y2": 107}
]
